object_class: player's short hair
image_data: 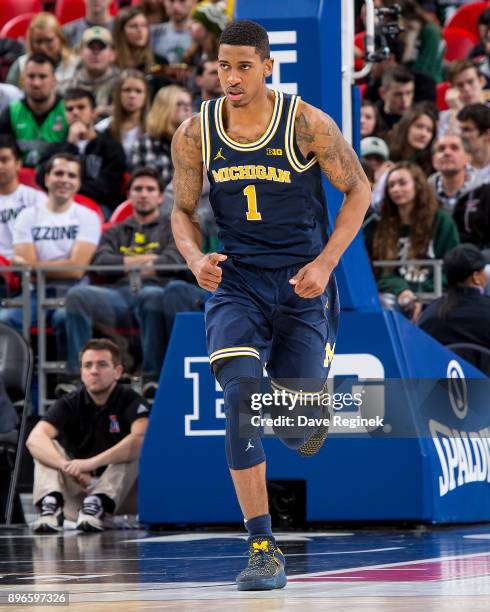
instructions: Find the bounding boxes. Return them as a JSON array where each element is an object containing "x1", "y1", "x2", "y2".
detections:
[
  {"x1": 45, "y1": 152, "x2": 82, "y2": 177},
  {"x1": 219, "y1": 19, "x2": 270, "y2": 60},
  {"x1": 447, "y1": 59, "x2": 481, "y2": 84},
  {"x1": 0, "y1": 135, "x2": 21, "y2": 160},
  {"x1": 457, "y1": 103, "x2": 490, "y2": 134},
  {"x1": 64, "y1": 87, "x2": 96, "y2": 109},
  {"x1": 79, "y1": 338, "x2": 122, "y2": 367},
  {"x1": 25, "y1": 52, "x2": 56, "y2": 72},
  {"x1": 381, "y1": 66, "x2": 414, "y2": 89},
  {"x1": 128, "y1": 166, "x2": 164, "y2": 193}
]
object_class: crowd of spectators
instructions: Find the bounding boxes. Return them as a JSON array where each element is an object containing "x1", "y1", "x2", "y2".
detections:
[
  {"x1": 358, "y1": 1, "x2": 490, "y2": 352},
  {"x1": 0, "y1": 0, "x2": 227, "y2": 397},
  {"x1": 1, "y1": 0, "x2": 490, "y2": 399}
]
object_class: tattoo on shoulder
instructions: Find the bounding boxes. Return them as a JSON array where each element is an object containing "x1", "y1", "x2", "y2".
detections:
[
  {"x1": 311, "y1": 112, "x2": 362, "y2": 193},
  {"x1": 295, "y1": 112, "x2": 315, "y2": 145},
  {"x1": 182, "y1": 115, "x2": 201, "y2": 150},
  {"x1": 172, "y1": 116, "x2": 203, "y2": 215}
]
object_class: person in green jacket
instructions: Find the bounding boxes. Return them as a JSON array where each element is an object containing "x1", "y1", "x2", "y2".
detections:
[{"x1": 364, "y1": 161, "x2": 460, "y2": 321}]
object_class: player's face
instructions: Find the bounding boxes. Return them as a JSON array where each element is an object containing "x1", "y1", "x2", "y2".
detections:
[
  {"x1": 80, "y1": 349, "x2": 122, "y2": 396},
  {"x1": 218, "y1": 44, "x2": 273, "y2": 107},
  {"x1": 129, "y1": 176, "x2": 162, "y2": 214},
  {"x1": 0, "y1": 148, "x2": 20, "y2": 188},
  {"x1": 387, "y1": 168, "x2": 416, "y2": 207},
  {"x1": 407, "y1": 114, "x2": 434, "y2": 151},
  {"x1": 45, "y1": 158, "x2": 81, "y2": 202},
  {"x1": 432, "y1": 136, "x2": 469, "y2": 174}
]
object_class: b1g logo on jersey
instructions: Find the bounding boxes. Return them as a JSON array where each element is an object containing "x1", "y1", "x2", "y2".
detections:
[{"x1": 108, "y1": 415, "x2": 121, "y2": 433}]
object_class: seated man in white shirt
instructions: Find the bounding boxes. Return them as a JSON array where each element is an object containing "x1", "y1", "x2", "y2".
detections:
[
  {"x1": 0, "y1": 135, "x2": 47, "y2": 260},
  {"x1": 0, "y1": 153, "x2": 101, "y2": 354}
]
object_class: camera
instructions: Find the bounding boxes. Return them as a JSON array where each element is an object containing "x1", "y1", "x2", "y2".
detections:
[{"x1": 366, "y1": 4, "x2": 403, "y2": 63}]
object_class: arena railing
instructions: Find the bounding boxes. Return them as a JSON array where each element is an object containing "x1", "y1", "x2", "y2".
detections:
[
  {"x1": 0, "y1": 260, "x2": 443, "y2": 413},
  {"x1": 372, "y1": 259, "x2": 444, "y2": 302},
  {"x1": 1, "y1": 263, "x2": 188, "y2": 414}
]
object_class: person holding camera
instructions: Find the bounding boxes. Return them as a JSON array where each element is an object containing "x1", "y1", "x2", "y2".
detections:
[{"x1": 363, "y1": 161, "x2": 459, "y2": 321}]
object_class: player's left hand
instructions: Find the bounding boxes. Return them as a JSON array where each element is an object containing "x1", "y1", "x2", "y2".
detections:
[{"x1": 289, "y1": 259, "x2": 333, "y2": 298}]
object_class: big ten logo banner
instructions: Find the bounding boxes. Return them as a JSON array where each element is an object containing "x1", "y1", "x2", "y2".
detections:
[{"x1": 183, "y1": 354, "x2": 385, "y2": 437}]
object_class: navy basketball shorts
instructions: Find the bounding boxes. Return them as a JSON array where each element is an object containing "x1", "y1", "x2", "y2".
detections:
[{"x1": 205, "y1": 258, "x2": 340, "y2": 391}]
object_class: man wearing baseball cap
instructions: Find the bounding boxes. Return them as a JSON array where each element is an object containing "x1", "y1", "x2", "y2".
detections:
[
  {"x1": 418, "y1": 244, "x2": 490, "y2": 351},
  {"x1": 68, "y1": 27, "x2": 119, "y2": 119}
]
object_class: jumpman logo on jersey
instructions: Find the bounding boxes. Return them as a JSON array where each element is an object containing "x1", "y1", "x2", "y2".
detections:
[
  {"x1": 245, "y1": 439, "x2": 254, "y2": 452},
  {"x1": 214, "y1": 147, "x2": 226, "y2": 161}
]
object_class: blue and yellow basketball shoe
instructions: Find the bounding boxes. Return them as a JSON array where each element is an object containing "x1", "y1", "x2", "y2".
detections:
[{"x1": 236, "y1": 536, "x2": 287, "y2": 591}]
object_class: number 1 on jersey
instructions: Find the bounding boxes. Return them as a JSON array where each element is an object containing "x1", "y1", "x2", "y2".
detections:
[{"x1": 243, "y1": 185, "x2": 262, "y2": 221}]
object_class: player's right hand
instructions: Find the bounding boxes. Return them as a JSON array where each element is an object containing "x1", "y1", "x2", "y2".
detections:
[{"x1": 191, "y1": 253, "x2": 227, "y2": 291}]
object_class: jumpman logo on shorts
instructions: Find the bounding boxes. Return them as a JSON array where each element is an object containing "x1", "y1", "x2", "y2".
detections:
[{"x1": 245, "y1": 439, "x2": 255, "y2": 452}]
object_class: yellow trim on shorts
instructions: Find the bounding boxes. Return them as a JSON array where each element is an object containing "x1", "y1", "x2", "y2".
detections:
[{"x1": 210, "y1": 346, "x2": 260, "y2": 364}]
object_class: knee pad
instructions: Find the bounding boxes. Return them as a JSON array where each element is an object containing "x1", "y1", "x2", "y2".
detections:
[
  {"x1": 214, "y1": 357, "x2": 265, "y2": 470},
  {"x1": 269, "y1": 379, "x2": 326, "y2": 451}
]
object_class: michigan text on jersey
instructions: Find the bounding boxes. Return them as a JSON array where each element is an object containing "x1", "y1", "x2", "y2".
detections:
[{"x1": 212, "y1": 165, "x2": 291, "y2": 183}]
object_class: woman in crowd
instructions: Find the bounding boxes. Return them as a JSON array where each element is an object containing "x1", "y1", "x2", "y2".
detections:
[
  {"x1": 361, "y1": 100, "x2": 386, "y2": 138},
  {"x1": 96, "y1": 69, "x2": 150, "y2": 162},
  {"x1": 131, "y1": 85, "x2": 192, "y2": 187},
  {"x1": 364, "y1": 161, "x2": 459, "y2": 322},
  {"x1": 388, "y1": 103, "x2": 438, "y2": 176},
  {"x1": 6, "y1": 12, "x2": 78, "y2": 92},
  {"x1": 112, "y1": 7, "x2": 167, "y2": 96}
]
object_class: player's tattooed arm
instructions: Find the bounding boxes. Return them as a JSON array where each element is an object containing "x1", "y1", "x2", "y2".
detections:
[
  {"x1": 292, "y1": 102, "x2": 371, "y2": 283},
  {"x1": 295, "y1": 101, "x2": 368, "y2": 195},
  {"x1": 171, "y1": 114, "x2": 227, "y2": 292},
  {"x1": 171, "y1": 115, "x2": 204, "y2": 263}
]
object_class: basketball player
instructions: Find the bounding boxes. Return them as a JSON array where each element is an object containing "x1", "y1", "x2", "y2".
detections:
[{"x1": 171, "y1": 20, "x2": 371, "y2": 591}]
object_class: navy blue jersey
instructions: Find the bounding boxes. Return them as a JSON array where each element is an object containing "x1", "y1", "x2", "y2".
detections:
[{"x1": 201, "y1": 90, "x2": 329, "y2": 268}]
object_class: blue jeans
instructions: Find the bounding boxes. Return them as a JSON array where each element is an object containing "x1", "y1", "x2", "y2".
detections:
[
  {"x1": 65, "y1": 281, "x2": 207, "y2": 374},
  {"x1": 0, "y1": 289, "x2": 67, "y2": 359}
]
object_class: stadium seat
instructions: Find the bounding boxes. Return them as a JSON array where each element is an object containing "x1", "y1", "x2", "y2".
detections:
[
  {"x1": 73, "y1": 194, "x2": 105, "y2": 223},
  {"x1": 0, "y1": 0, "x2": 41, "y2": 31},
  {"x1": 436, "y1": 81, "x2": 450, "y2": 111},
  {"x1": 446, "y1": 1, "x2": 489, "y2": 38},
  {"x1": 0, "y1": 256, "x2": 20, "y2": 294},
  {"x1": 109, "y1": 200, "x2": 134, "y2": 224},
  {"x1": 55, "y1": 0, "x2": 118, "y2": 24},
  {"x1": 18, "y1": 168, "x2": 42, "y2": 191},
  {"x1": 443, "y1": 27, "x2": 479, "y2": 61},
  {"x1": 0, "y1": 13, "x2": 37, "y2": 40},
  {"x1": 354, "y1": 31, "x2": 365, "y2": 73}
]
